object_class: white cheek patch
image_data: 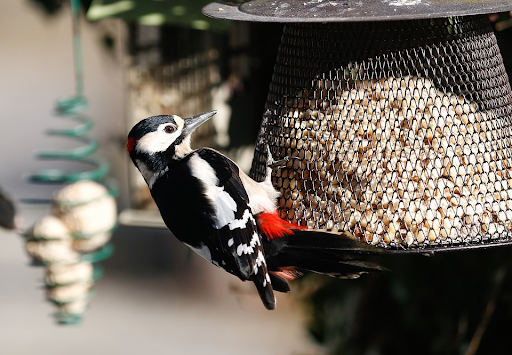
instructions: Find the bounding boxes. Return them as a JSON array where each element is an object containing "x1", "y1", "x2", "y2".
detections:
[{"x1": 136, "y1": 123, "x2": 182, "y2": 154}]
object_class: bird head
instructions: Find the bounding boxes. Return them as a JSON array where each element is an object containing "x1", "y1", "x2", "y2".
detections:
[
  {"x1": 126, "y1": 111, "x2": 217, "y2": 186},
  {"x1": 127, "y1": 111, "x2": 217, "y2": 159}
]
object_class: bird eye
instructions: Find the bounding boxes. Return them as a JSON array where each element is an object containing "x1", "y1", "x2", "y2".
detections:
[{"x1": 164, "y1": 125, "x2": 176, "y2": 134}]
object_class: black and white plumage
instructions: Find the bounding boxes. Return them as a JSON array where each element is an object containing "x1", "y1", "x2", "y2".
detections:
[{"x1": 127, "y1": 111, "x2": 384, "y2": 310}]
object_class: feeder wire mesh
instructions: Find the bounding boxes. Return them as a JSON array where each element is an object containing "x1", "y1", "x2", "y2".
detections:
[{"x1": 249, "y1": 15, "x2": 512, "y2": 250}]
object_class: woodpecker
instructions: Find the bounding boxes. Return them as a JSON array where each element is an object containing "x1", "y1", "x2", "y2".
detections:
[{"x1": 127, "y1": 111, "x2": 384, "y2": 310}]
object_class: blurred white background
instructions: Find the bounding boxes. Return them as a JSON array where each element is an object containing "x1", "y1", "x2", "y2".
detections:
[{"x1": 0, "y1": 1, "x2": 320, "y2": 354}]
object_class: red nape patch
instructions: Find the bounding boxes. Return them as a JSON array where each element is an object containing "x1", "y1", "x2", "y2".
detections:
[
  {"x1": 256, "y1": 212, "x2": 307, "y2": 240},
  {"x1": 126, "y1": 137, "x2": 139, "y2": 154}
]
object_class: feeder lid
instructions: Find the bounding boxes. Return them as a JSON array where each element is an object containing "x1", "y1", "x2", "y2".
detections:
[{"x1": 203, "y1": 0, "x2": 512, "y2": 22}]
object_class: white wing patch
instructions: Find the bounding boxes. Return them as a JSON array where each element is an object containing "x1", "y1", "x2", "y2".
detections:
[
  {"x1": 214, "y1": 187, "x2": 238, "y2": 229},
  {"x1": 189, "y1": 154, "x2": 245, "y2": 230},
  {"x1": 188, "y1": 152, "x2": 270, "y2": 287},
  {"x1": 253, "y1": 251, "x2": 271, "y2": 287},
  {"x1": 236, "y1": 232, "x2": 260, "y2": 256},
  {"x1": 228, "y1": 209, "x2": 255, "y2": 230}
]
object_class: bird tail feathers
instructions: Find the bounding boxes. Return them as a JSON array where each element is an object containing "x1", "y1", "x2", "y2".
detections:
[{"x1": 269, "y1": 229, "x2": 387, "y2": 279}]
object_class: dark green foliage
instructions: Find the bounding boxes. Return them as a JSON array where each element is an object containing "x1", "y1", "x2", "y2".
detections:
[{"x1": 298, "y1": 248, "x2": 512, "y2": 355}]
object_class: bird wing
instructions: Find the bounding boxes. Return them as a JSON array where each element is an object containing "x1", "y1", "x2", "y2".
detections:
[
  {"x1": 196, "y1": 148, "x2": 265, "y2": 278},
  {"x1": 196, "y1": 148, "x2": 275, "y2": 309}
]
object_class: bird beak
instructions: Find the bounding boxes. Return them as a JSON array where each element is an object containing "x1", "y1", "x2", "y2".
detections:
[{"x1": 182, "y1": 111, "x2": 217, "y2": 136}]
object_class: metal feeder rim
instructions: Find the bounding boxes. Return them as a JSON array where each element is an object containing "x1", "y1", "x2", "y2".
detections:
[
  {"x1": 378, "y1": 240, "x2": 512, "y2": 256},
  {"x1": 203, "y1": 0, "x2": 512, "y2": 23}
]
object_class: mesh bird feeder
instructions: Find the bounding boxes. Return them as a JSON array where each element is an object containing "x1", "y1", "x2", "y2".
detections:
[{"x1": 204, "y1": 0, "x2": 512, "y2": 251}]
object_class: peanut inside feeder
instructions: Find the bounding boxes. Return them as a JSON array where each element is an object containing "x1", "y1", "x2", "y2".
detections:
[{"x1": 248, "y1": 17, "x2": 512, "y2": 249}]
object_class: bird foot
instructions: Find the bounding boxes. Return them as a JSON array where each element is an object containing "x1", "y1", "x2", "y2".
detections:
[{"x1": 265, "y1": 144, "x2": 298, "y2": 169}]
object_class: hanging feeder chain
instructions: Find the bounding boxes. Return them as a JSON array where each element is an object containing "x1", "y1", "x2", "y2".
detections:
[{"x1": 71, "y1": 0, "x2": 83, "y2": 99}]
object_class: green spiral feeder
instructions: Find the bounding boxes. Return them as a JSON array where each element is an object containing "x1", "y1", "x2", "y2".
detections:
[{"x1": 22, "y1": 0, "x2": 117, "y2": 325}]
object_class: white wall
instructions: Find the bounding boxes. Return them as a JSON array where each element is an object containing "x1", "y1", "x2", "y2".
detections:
[
  {"x1": 0, "y1": 4, "x2": 319, "y2": 355},
  {"x1": 0, "y1": 0, "x2": 128, "y2": 208}
]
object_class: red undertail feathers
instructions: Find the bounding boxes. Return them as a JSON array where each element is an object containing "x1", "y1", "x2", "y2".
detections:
[
  {"x1": 256, "y1": 212, "x2": 307, "y2": 240},
  {"x1": 270, "y1": 268, "x2": 302, "y2": 281}
]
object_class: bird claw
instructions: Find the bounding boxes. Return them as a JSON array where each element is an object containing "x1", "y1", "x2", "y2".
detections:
[
  {"x1": 265, "y1": 144, "x2": 298, "y2": 169},
  {"x1": 269, "y1": 156, "x2": 295, "y2": 169}
]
